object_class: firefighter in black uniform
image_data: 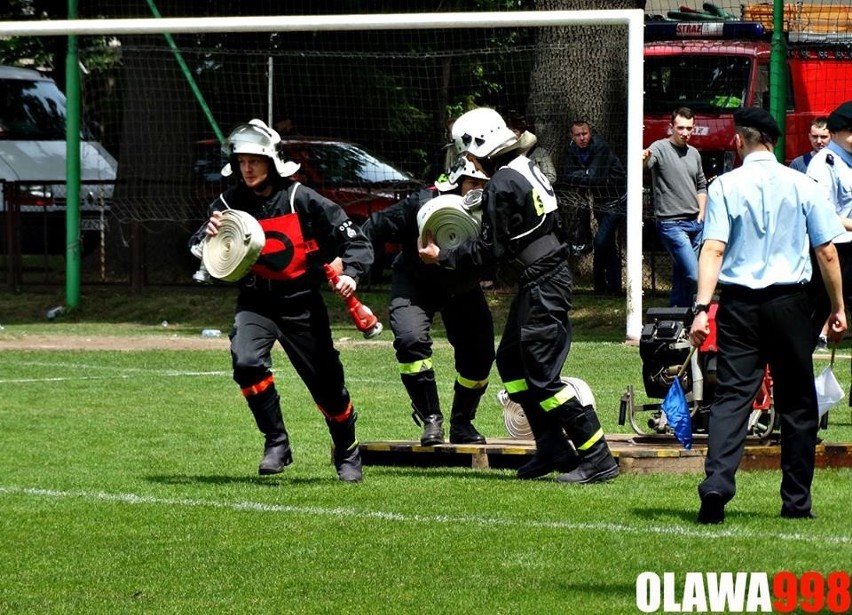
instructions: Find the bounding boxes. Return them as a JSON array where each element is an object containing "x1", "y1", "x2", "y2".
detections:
[
  {"x1": 419, "y1": 107, "x2": 619, "y2": 483},
  {"x1": 361, "y1": 158, "x2": 494, "y2": 446},
  {"x1": 190, "y1": 120, "x2": 373, "y2": 482}
]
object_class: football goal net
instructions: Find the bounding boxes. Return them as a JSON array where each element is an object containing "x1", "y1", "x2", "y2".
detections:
[{"x1": 0, "y1": 8, "x2": 645, "y2": 339}]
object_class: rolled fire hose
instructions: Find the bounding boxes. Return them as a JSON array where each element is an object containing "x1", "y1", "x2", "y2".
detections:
[
  {"x1": 417, "y1": 192, "x2": 482, "y2": 251},
  {"x1": 201, "y1": 210, "x2": 266, "y2": 282},
  {"x1": 498, "y1": 389, "x2": 533, "y2": 440},
  {"x1": 498, "y1": 377, "x2": 597, "y2": 440}
]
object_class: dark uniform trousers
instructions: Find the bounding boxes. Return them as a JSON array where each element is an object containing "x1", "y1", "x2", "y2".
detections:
[
  {"x1": 497, "y1": 261, "x2": 573, "y2": 411},
  {"x1": 389, "y1": 283, "x2": 494, "y2": 381},
  {"x1": 699, "y1": 284, "x2": 818, "y2": 516},
  {"x1": 230, "y1": 290, "x2": 352, "y2": 420},
  {"x1": 810, "y1": 242, "x2": 852, "y2": 386}
]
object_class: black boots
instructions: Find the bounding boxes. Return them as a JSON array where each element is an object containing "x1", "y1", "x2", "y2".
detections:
[
  {"x1": 449, "y1": 383, "x2": 486, "y2": 445},
  {"x1": 327, "y1": 412, "x2": 363, "y2": 483},
  {"x1": 402, "y1": 369, "x2": 445, "y2": 445},
  {"x1": 552, "y1": 397, "x2": 619, "y2": 484},
  {"x1": 259, "y1": 436, "x2": 293, "y2": 475},
  {"x1": 332, "y1": 443, "x2": 363, "y2": 483},
  {"x1": 516, "y1": 405, "x2": 580, "y2": 479},
  {"x1": 412, "y1": 407, "x2": 445, "y2": 446},
  {"x1": 555, "y1": 439, "x2": 619, "y2": 484},
  {"x1": 248, "y1": 385, "x2": 293, "y2": 476}
]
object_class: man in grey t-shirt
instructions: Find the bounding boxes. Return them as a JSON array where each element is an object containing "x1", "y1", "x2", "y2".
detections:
[{"x1": 643, "y1": 107, "x2": 708, "y2": 307}]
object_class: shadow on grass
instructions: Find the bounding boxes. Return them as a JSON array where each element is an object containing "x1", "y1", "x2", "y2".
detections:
[
  {"x1": 368, "y1": 467, "x2": 521, "y2": 483},
  {"x1": 145, "y1": 473, "x2": 328, "y2": 487},
  {"x1": 630, "y1": 505, "x2": 762, "y2": 525}
]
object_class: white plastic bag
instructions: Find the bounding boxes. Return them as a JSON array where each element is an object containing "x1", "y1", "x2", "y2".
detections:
[{"x1": 815, "y1": 364, "x2": 844, "y2": 419}]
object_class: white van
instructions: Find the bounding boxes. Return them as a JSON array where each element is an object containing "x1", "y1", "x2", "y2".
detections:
[{"x1": 0, "y1": 65, "x2": 117, "y2": 254}]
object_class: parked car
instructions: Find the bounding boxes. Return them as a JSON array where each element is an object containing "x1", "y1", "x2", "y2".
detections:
[
  {"x1": 0, "y1": 65, "x2": 117, "y2": 256},
  {"x1": 193, "y1": 137, "x2": 424, "y2": 277}
]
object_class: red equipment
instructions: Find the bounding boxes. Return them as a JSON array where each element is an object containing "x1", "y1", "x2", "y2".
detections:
[{"x1": 323, "y1": 263, "x2": 383, "y2": 339}]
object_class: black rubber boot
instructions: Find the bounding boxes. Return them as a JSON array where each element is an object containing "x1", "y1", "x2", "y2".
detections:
[
  {"x1": 402, "y1": 370, "x2": 444, "y2": 445},
  {"x1": 327, "y1": 411, "x2": 363, "y2": 483},
  {"x1": 258, "y1": 441, "x2": 293, "y2": 475},
  {"x1": 516, "y1": 405, "x2": 579, "y2": 480},
  {"x1": 555, "y1": 438, "x2": 619, "y2": 484},
  {"x1": 247, "y1": 384, "x2": 293, "y2": 476},
  {"x1": 449, "y1": 383, "x2": 487, "y2": 444},
  {"x1": 333, "y1": 444, "x2": 363, "y2": 483},
  {"x1": 552, "y1": 399, "x2": 618, "y2": 484},
  {"x1": 414, "y1": 409, "x2": 445, "y2": 446}
]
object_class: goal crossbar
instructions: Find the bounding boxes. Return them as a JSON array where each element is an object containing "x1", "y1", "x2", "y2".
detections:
[{"x1": 0, "y1": 10, "x2": 646, "y2": 341}]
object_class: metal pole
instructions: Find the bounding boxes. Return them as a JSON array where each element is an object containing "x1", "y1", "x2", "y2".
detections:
[
  {"x1": 770, "y1": 0, "x2": 788, "y2": 161},
  {"x1": 268, "y1": 56, "x2": 274, "y2": 127},
  {"x1": 145, "y1": 0, "x2": 224, "y2": 144},
  {"x1": 65, "y1": 0, "x2": 81, "y2": 309}
]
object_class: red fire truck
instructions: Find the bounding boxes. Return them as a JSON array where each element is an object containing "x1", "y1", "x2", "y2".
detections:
[{"x1": 643, "y1": 16, "x2": 852, "y2": 180}]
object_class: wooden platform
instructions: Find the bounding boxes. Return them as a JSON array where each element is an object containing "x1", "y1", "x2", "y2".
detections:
[{"x1": 359, "y1": 434, "x2": 852, "y2": 475}]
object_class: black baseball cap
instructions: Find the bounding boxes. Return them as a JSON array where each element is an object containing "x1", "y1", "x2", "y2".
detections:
[
  {"x1": 733, "y1": 107, "x2": 782, "y2": 141},
  {"x1": 827, "y1": 101, "x2": 852, "y2": 132}
]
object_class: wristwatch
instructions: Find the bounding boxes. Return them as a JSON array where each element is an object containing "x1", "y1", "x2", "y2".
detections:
[{"x1": 691, "y1": 302, "x2": 709, "y2": 316}]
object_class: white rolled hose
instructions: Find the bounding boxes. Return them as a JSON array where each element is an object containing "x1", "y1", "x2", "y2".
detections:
[
  {"x1": 498, "y1": 389, "x2": 533, "y2": 440},
  {"x1": 498, "y1": 377, "x2": 596, "y2": 440},
  {"x1": 417, "y1": 193, "x2": 482, "y2": 252},
  {"x1": 201, "y1": 210, "x2": 266, "y2": 282}
]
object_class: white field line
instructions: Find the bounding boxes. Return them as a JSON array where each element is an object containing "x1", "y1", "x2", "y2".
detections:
[{"x1": 1, "y1": 484, "x2": 850, "y2": 545}]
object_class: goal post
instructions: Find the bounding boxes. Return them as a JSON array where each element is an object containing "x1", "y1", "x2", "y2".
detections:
[{"x1": 0, "y1": 10, "x2": 645, "y2": 341}]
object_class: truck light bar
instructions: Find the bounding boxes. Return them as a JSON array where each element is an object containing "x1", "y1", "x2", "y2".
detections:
[{"x1": 645, "y1": 21, "x2": 765, "y2": 41}]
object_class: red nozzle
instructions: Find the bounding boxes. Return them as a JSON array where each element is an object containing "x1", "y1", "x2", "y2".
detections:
[{"x1": 324, "y1": 263, "x2": 383, "y2": 338}]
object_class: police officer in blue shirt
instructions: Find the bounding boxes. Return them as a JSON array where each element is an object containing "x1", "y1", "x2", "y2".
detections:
[
  {"x1": 689, "y1": 107, "x2": 846, "y2": 524},
  {"x1": 807, "y1": 101, "x2": 852, "y2": 349}
]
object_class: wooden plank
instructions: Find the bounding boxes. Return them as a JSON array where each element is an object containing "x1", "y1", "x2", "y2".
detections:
[{"x1": 359, "y1": 436, "x2": 852, "y2": 475}]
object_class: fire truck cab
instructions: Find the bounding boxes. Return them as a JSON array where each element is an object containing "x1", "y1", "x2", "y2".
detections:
[{"x1": 643, "y1": 19, "x2": 852, "y2": 180}]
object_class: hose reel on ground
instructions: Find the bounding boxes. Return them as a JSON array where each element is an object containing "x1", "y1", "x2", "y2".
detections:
[{"x1": 497, "y1": 377, "x2": 596, "y2": 440}]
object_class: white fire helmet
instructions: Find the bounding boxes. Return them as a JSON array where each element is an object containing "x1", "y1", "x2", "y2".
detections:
[
  {"x1": 451, "y1": 107, "x2": 518, "y2": 159},
  {"x1": 221, "y1": 119, "x2": 300, "y2": 178},
  {"x1": 433, "y1": 155, "x2": 490, "y2": 192}
]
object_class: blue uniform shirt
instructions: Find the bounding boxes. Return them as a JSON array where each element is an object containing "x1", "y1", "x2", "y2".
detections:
[
  {"x1": 703, "y1": 151, "x2": 844, "y2": 288},
  {"x1": 807, "y1": 140, "x2": 852, "y2": 244}
]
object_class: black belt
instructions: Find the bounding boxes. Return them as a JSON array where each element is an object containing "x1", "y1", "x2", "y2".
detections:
[
  {"x1": 720, "y1": 283, "x2": 807, "y2": 301},
  {"x1": 241, "y1": 274, "x2": 311, "y2": 294},
  {"x1": 657, "y1": 214, "x2": 699, "y2": 222},
  {"x1": 497, "y1": 234, "x2": 562, "y2": 286}
]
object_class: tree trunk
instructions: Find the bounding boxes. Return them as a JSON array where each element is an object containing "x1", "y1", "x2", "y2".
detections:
[{"x1": 529, "y1": 0, "x2": 638, "y2": 168}]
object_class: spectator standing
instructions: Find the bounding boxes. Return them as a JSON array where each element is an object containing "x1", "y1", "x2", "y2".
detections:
[
  {"x1": 643, "y1": 107, "x2": 708, "y2": 307},
  {"x1": 419, "y1": 107, "x2": 619, "y2": 484},
  {"x1": 361, "y1": 158, "x2": 495, "y2": 446},
  {"x1": 806, "y1": 102, "x2": 852, "y2": 351},
  {"x1": 561, "y1": 120, "x2": 627, "y2": 295},
  {"x1": 789, "y1": 116, "x2": 830, "y2": 173},
  {"x1": 190, "y1": 120, "x2": 373, "y2": 482},
  {"x1": 689, "y1": 108, "x2": 846, "y2": 524}
]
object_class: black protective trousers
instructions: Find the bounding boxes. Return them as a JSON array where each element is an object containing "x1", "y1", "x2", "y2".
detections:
[
  {"x1": 496, "y1": 261, "x2": 573, "y2": 406},
  {"x1": 389, "y1": 278, "x2": 494, "y2": 383},
  {"x1": 699, "y1": 284, "x2": 818, "y2": 516},
  {"x1": 230, "y1": 290, "x2": 352, "y2": 420}
]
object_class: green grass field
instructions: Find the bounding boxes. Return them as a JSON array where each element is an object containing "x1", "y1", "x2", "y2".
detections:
[{"x1": 1, "y1": 287, "x2": 851, "y2": 614}]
